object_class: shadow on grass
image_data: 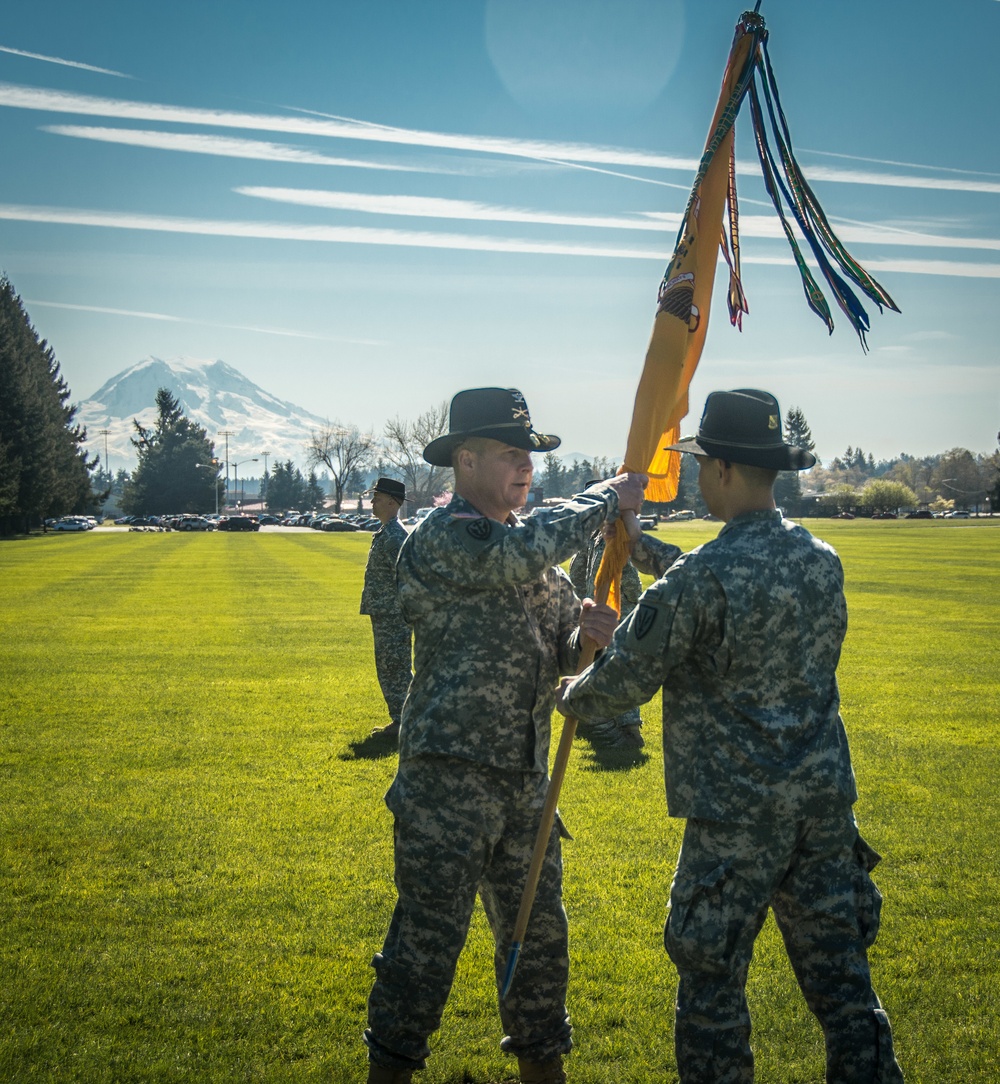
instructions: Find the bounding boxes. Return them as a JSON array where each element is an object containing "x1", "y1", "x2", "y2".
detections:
[
  {"x1": 575, "y1": 738, "x2": 649, "y2": 773},
  {"x1": 339, "y1": 730, "x2": 400, "y2": 761}
]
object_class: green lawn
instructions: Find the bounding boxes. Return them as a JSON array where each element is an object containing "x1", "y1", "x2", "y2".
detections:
[{"x1": 1, "y1": 521, "x2": 997, "y2": 1083}]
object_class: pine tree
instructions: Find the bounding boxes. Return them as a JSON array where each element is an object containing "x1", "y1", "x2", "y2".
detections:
[
  {"x1": 120, "y1": 389, "x2": 220, "y2": 515},
  {"x1": 774, "y1": 406, "x2": 817, "y2": 515},
  {"x1": 0, "y1": 276, "x2": 99, "y2": 534}
]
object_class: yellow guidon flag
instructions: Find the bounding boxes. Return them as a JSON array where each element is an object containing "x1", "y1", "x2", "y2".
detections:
[{"x1": 595, "y1": 5, "x2": 897, "y2": 613}]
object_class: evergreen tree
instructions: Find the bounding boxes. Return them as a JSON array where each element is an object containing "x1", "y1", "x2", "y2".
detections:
[
  {"x1": 0, "y1": 276, "x2": 99, "y2": 534},
  {"x1": 265, "y1": 460, "x2": 310, "y2": 512},
  {"x1": 539, "y1": 452, "x2": 568, "y2": 499},
  {"x1": 306, "y1": 469, "x2": 326, "y2": 511},
  {"x1": 120, "y1": 389, "x2": 220, "y2": 515},
  {"x1": 774, "y1": 406, "x2": 817, "y2": 514},
  {"x1": 991, "y1": 432, "x2": 1000, "y2": 511}
]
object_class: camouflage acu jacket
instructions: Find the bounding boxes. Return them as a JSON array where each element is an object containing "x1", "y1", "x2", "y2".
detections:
[
  {"x1": 396, "y1": 490, "x2": 618, "y2": 772},
  {"x1": 569, "y1": 531, "x2": 683, "y2": 616},
  {"x1": 360, "y1": 517, "x2": 408, "y2": 617},
  {"x1": 563, "y1": 510, "x2": 858, "y2": 820}
]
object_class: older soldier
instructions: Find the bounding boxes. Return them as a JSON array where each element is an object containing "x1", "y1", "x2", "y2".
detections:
[
  {"x1": 559, "y1": 389, "x2": 904, "y2": 1084},
  {"x1": 364, "y1": 387, "x2": 646, "y2": 1084},
  {"x1": 360, "y1": 477, "x2": 413, "y2": 739},
  {"x1": 569, "y1": 485, "x2": 681, "y2": 748}
]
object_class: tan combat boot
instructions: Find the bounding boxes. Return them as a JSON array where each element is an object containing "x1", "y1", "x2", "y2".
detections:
[
  {"x1": 366, "y1": 1063, "x2": 412, "y2": 1083},
  {"x1": 518, "y1": 1055, "x2": 566, "y2": 1083}
]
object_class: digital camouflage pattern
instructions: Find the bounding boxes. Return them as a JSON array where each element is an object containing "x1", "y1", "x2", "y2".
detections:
[
  {"x1": 370, "y1": 617, "x2": 412, "y2": 724},
  {"x1": 562, "y1": 509, "x2": 903, "y2": 1082},
  {"x1": 361, "y1": 517, "x2": 409, "y2": 617},
  {"x1": 394, "y1": 490, "x2": 617, "y2": 772},
  {"x1": 361, "y1": 517, "x2": 412, "y2": 724},
  {"x1": 563, "y1": 510, "x2": 857, "y2": 821},
  {"x1": 569, "y1": 530, "x2": 683, "y2": 741},
  {"x1": 365, "y1": 756, "x2": 572, "y2": 1071},
  {"x1": 366, "y1": 487, "x2": 619, "y2": 1072},
  {"x1": 666, "y1": 813, "x2": 903, "y2": 1083}
]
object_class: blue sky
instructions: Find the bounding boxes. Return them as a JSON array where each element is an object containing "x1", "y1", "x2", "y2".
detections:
[{"x1": 1, "y1": 0, "x2": 998, "y2": 469}]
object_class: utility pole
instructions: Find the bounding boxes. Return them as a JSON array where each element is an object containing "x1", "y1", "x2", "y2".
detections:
[
  {"x1": 220, "y1": 430, "x2": 235, "y2": 510},
  {"x1": 261, "y1": 449, "x2": 271, "y2": 512},
  {"x1": 98, "y1": 428, "x2": 111, "y2": 486}
]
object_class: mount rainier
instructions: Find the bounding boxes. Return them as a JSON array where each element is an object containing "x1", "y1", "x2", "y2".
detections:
[{"x1": 78, "y1": 357, "x2": 330, "y2": 473}]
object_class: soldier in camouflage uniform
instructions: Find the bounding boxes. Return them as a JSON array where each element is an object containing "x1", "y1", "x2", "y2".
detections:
[
  {"x1": 364, "y1": 388, "x2": 647, "y2": 1084},
  {"x1": 568, "y1": 486, "x2": 682, "y2": 748},
  {"x1": 559, "y1": 390, "x2": 904, "y2": 1083},
  {"x1": 360, "y1": 478, "x2": 413, "y2": 739}
]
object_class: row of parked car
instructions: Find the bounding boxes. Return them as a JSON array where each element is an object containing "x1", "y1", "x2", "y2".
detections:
[
  {"x1": 110, "y1": 511, "x2": 387, "y2": 533},
  {"x1": 831, "y1": 509, "x2": 974, "y2": 520},
  {"x1": 46, "y1": 516, "x2": 99, "y2": 531}
]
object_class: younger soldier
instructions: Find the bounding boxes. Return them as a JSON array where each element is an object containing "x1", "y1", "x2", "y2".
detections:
[
  {"x1": 360, "y1": 477, "x2": 412, "y2": 739},
  {"x1": 559, "y1": 389, "x2": 904, "y2": 1084}
]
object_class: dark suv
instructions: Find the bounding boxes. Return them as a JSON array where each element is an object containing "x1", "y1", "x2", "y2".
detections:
[{"x1": 216, "y1": 515, "x2": 260, "y2": 532}]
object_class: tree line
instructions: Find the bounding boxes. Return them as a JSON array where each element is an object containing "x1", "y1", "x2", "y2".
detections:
[
  {"x1": 3, "y1": 273, "x2": 998, "y2": 530},
  {"x1": 0, "y1": 277, "x2": 101, "y2": 535}
]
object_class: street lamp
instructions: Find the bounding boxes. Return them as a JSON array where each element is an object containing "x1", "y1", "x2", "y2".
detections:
[
  {"x1": 232, "y1": 459, "x2": 258, "y2": 512},
  {"x1": 195, "y1": 463, "x2": 220, "y2": 516}
]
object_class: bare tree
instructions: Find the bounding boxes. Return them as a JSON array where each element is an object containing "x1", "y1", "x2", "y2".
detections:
[
  {"x1": 307, "y1": 421, "x2": 376, "y2": 512},
  {"x1": 382, "y1": 402, "x2": 453, "y2": 507}
]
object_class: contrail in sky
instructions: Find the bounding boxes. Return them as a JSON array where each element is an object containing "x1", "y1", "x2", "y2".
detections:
[
  {"x1": 44, "y1": 125, "x2": 439, "y2": 172},
  {"x1": 2, "y1": 202, "x2": 998, "y2": 277},
  {"x1": 0, "y1": 46, "x2": 130, "y2": 78},
  {"x1": 236, "y1": 185, "x2": 1000, "y2": 253},
  {"x1": 23, "y1": 299, "x2": 385, "y2": 344},
  {"x1": 4, "y1": 82, "x2": 1000, "y2": 194}
]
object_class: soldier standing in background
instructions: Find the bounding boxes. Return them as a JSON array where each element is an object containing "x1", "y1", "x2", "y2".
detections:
[
  {"x1": 558, "y1": 389, "x2": 904, "y2": 1084},
  {"x1": 363, "y1": 387, "x2": 647, "y2": 1084},
  {"x1": 568, "y1": 480, "x2": 682, "y2": 749},
  {"x1": 360, "y1": 477, "x2": 412, "y2": 740}
]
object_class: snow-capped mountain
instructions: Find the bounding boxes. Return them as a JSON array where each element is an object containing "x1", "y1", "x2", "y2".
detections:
[{"x1": 78, "y1": 357, "x2": 329, "y2": 472}]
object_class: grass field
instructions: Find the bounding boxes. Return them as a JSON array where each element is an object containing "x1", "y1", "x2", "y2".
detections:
[{"x1": 1, "y1": 520, "x2": 998, "y2": 1083}]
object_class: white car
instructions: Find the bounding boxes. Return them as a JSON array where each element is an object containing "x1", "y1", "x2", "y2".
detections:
[{"x1": 50, "y1": 517, "x2": 89, "y2": 531}]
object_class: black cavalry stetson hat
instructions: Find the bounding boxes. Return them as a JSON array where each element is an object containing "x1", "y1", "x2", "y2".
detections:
[
  {"x1": 368, "y1": 477, "x2": 409, "y2": 502},
  {"x1": 422, "y1": 387, "x2": 561, "y2": 467},
  {"x1": 666, "y1": 388, "x2": 816, "y2": 471}
]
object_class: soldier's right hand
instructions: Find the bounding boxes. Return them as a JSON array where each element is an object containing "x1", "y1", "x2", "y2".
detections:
[{"x1": 593, "y1": 472, "x2": 647, "y2": 515}]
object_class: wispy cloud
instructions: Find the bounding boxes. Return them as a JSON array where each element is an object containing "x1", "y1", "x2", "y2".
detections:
[
  {"x1": 43, "y1": 125, "x2": 440, "y2": 172},
  {"x1": 236, "y1": 185, "x2": 686, "y2": 231},
  {"x1": 802, "y1": 147, "x2": 1000, "y2": 180},
  {"x1": 804, "y1": 164, "x2": 1000, "y2": 195},
  {"x1": 239, "y1": 186, "x2": 1000, "y2": 254},
  {"x1": 0, "y1": 46, "x2": 130, "y2": 78},
  {"x1": 4, "y1": 82, "x2": 999, "y2": 194},
  {"x1": 2, "y1": 202, "x2": 998, "y2": 277},
  {"x1": 24, "y1": 298, "x2": 386, "y2": 344}
]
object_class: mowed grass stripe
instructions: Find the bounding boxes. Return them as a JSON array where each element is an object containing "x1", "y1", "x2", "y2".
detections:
[{"x1": 1, "y1": 521, "x2": 998, "y2": 1082}]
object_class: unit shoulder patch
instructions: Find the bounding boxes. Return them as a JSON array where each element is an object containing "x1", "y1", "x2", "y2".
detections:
[{"x1": 624, "y1": 596, "x2": 671, "y2": 655}]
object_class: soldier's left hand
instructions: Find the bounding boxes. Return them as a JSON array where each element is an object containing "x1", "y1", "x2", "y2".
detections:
[
  {"x1": 555, "y1": 676, "x2": 575, "y2": 716},
  {"x1": 579, "y1": 598, "x2": 618, "y2": 648}
]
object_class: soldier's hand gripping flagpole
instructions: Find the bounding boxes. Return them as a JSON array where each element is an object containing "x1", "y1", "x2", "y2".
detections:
[{"x1": 500, "y1": 515, "x2": 635, "y2": 1000}]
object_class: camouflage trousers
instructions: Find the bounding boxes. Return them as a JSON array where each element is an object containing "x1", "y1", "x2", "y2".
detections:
[
  {"x1": 576, "y1": 705, "x2": 642, "y2": 743},
  {"x1": 665, "y1": 809, "x2": 904, "y2": 1084},
  {"x1": 365, "y1": 755, "x2": 572, "y2": 1071},
  {"x1": 370, "y1": 615, "x2": 412, "y2": 724}
]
